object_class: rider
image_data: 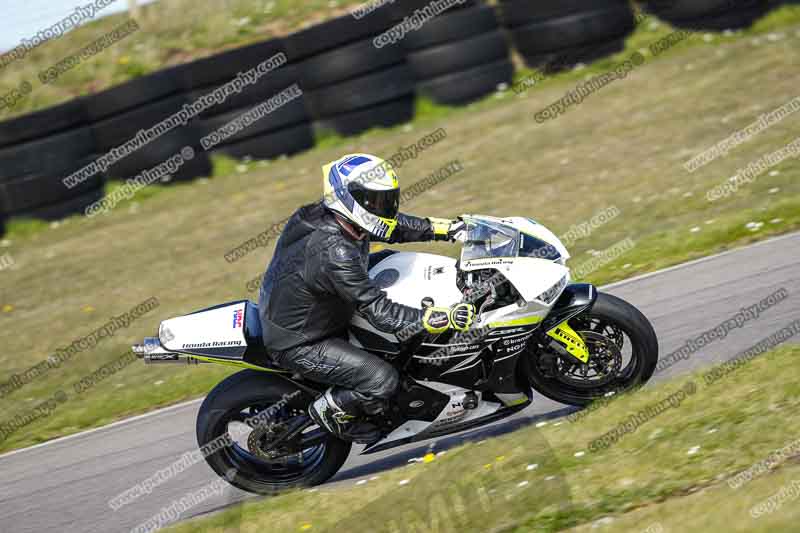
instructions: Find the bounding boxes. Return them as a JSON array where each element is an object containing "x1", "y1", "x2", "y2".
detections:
[{"x1": 258, "y1": 153, "x2": 474, "y2": 444}]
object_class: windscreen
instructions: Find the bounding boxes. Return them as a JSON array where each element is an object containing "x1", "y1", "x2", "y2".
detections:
[
  {"x1": 461, "y1": 218, "x2": 519, "y2": 262},
  {"x1": 518, "y1": 232, "x2": 562, "y2": 261}
]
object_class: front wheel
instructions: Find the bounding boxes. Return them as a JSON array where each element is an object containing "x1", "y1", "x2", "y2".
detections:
[
  {"x1": 196, "y1": 370, "x2": 351, "y2": 495},
  {"x1": 525, "y1": 292, "x2": 659, "y2": 406}
]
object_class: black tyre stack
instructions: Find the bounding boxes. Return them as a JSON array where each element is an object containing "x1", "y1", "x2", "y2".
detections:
[
  {"x1": 499, "y1": 0, "x2": 636, "y2": 70},
  {"x1": 88, "y1": 66, "x2": 212, "y2": 184},
  {"x1": 0, "y1": 99, "x2": 106, "y2": 221},
  {"x1": 182, "y1": 38, "x2": 315, "y2": 161},
  {"x1": 397, "y1": 1, "x2": 514, "y2": 105},
  {"x1": 639, "y1": 0, "x2": 770, "y2": 30},
  {"x1": 291, "y1": 11, "x2": 415, "y2": 136}
]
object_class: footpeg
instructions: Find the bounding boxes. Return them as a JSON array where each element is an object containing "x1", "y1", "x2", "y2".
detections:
[{"x1": 463, "y1": 391, "x2": 479, "y2": 410}]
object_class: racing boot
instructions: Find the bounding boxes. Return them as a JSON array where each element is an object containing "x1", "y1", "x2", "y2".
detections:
[{"x1": 308, "y1": 387, "x2": 382, "y2": 444}]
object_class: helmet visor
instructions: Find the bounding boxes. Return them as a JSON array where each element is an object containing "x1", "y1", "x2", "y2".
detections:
[{"x1": 349, "y1": 184, "x2": 400, "y2": 220}]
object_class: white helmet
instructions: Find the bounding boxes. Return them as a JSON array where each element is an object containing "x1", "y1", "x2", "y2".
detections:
[{"x1": 322, "y1": 153, "x2": 400, "y2": 240}]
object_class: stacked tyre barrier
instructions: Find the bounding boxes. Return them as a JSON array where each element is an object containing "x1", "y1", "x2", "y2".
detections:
[
  {"x1": 400, "y1": 1, "x2": 514, "y2": 105},
  {"x1": 183, "y1": 38, "x2": 314, "y2": 161},
  {"x1": 638, "y1": 0, "x2": 770, "y2": 31},
  {"x1": 88, "y1": 65, "x2": 211, "y2": 184},
  {"x1": 0, "y1": 0, "x2": 791, "y2": 235},
  {"x1": 0, "y1": 99, "x2": 106, "y2": 221},
  {"x1": 499, "y1": 0, "x2": 636, "y2": 70},
  {"x1": 291, "y1": 10, "x2": 415, "y2": 136}
]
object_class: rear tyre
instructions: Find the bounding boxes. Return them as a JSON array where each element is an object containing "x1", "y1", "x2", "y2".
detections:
[
  {"x1": 197, "y1": 370, "x2": 351, "y2": 495},
  {"x1": 525, "y1": 292, "x2": 658, "y2": 406}
]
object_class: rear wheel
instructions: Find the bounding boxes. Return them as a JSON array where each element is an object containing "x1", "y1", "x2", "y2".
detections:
[
  {"x1": 525, "y1": 292, "x2": 658, "y2": 406},
  {"x1": 196, "y1": 370, "x2": 351, "y2": 495}
]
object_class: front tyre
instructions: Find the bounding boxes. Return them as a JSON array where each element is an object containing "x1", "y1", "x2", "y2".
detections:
[
  {"x1": 526, "y1": 292, "x2": 658, "y2": 406},
  {"x1": 196, "y1": 370, "x2": 351, "y2": 495}
]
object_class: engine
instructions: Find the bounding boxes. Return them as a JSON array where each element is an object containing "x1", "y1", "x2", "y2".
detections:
[{"x1": 456, "y1": 268, "x2": 524, "y2": 314}]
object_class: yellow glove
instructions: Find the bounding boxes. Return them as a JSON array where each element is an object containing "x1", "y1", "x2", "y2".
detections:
[
  {"x1": 428, "y1": 217, "x2": 465, "y2": 242},
  {"x1": 449, "y1": 303, "x2": 475, "y2": 331},
  {"x1": 422, "y1": 306, "x2": 451, "y2": 334},
  {"x1": 422, "y1": 303, "x2": 476, "y2": 334}
]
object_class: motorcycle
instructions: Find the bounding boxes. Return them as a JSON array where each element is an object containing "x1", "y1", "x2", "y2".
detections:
[{"x1": 133, "y1": 214, "x2": 658, "y2": 494}]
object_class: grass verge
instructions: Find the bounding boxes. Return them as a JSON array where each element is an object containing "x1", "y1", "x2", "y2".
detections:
[
  {"x1": 0, "y1": 9, "x2": 799, "y2": 453},
  {"x1": 164, "y1": 344, "x2": 800, "y2": 532},
  {"x1": 0, "y1": 0, "x2": 368, "y2": 117}
]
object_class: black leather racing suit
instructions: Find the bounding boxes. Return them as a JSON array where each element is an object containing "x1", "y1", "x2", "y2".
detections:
[{"x1": 258, "y1": 201, "x2": 438, "y2": 415}]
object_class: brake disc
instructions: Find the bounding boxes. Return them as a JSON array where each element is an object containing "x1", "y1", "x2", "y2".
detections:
[
  {"x1": 554, "y1": 330, "x2": 622, "y2": 388},
  {"x1": 247, "y1": 421, "x2": 295, "y2": 461}
]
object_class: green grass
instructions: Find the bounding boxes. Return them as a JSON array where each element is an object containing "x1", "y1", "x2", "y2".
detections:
[
  {"x1": 0, "y1": 0, "x2": 369, "y2": 117},
  {"x1": 164, "y1": 344, "x2": 800, "y2": 532},
  {"x1": 1, "y1": 8, "x2": 799, "y2": 453},
  {"x1": 569, "y1": 462, "x2": 800, "y2": 532}
]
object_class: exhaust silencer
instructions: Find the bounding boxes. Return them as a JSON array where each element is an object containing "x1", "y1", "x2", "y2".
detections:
[{"x1": 132, "y1": 337, "x2": 200, "y2": 365}]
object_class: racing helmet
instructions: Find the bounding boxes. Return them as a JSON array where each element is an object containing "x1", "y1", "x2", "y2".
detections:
[{"x1": 322, "y1": 153, "x2": 400, "y2": 240}]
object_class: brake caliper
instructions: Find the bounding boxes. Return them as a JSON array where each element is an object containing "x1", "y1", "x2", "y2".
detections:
[{"x1": 546, "y1": 320, "x2": 590, "y2": 363}]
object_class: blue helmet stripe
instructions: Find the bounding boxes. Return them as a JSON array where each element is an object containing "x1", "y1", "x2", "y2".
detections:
[
  {"x1": 329, "y1": 166, "x2": 355, "y2": 211},
  {"x1": 339, "y1": 155, "x2": 373, "y2": 176}
]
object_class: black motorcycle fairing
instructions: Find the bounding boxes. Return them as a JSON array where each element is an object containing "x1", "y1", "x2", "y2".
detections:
[
  {"x1": 349, "y1": 325, "x2": 402, "y2": 356},
  {"x1": 539, "y1": 283, "x2": 597, "y2": 332},
  {"x1": 391, "y1": 379, "x2": 451, "y2": 423},
  {"x1": 361, "y1": 399, "x2": 531, "y2": 455},
  {"x1": 243, "y1": 301, "x2": 277, "y2": 368},
  {"x1": 483, "y1": 327, "x2": 537, "y2": 393},
  {"x1": 404, "y1": 330, "x2": 492, "y2": 389}
]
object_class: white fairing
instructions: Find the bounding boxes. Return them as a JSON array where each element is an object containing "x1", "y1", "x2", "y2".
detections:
[
  {"x1": 160, "y1": 301, "x2": 247, "y2": 356},
  {"x1": 350, "y1": 252, "x2": 463, "y2": 344},
  {"x1": 460, "y1": 256, "x2": 569, "y2": 303},
  {"x1": 368, "y1": 383, "x2": 504, "y2": 450},
  {"x1": 358, "y1": 216, "x2": 575, "y2": 451},
  {"x1": 362, "y1": 253, "x2": 569, "y2": 333},
  {"x1": 368, "y1": 252, "x2": 464, "y2": 309},
  {"x1": 137, "y1": 214, "x2": 586, "y2": 455}
]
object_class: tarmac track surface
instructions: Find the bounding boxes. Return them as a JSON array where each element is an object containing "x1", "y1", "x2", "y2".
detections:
[{"x1": 0, "y1": 232, "x2": 798, "y2": 533}]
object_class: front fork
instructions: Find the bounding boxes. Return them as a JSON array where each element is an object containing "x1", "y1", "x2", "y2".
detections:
[
  {"x1": 546, "y1": 320, "x2": 590, "y2": 363},
  {"x1": 540, "y1": 283, "x2": 598, "y2": 364}
]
